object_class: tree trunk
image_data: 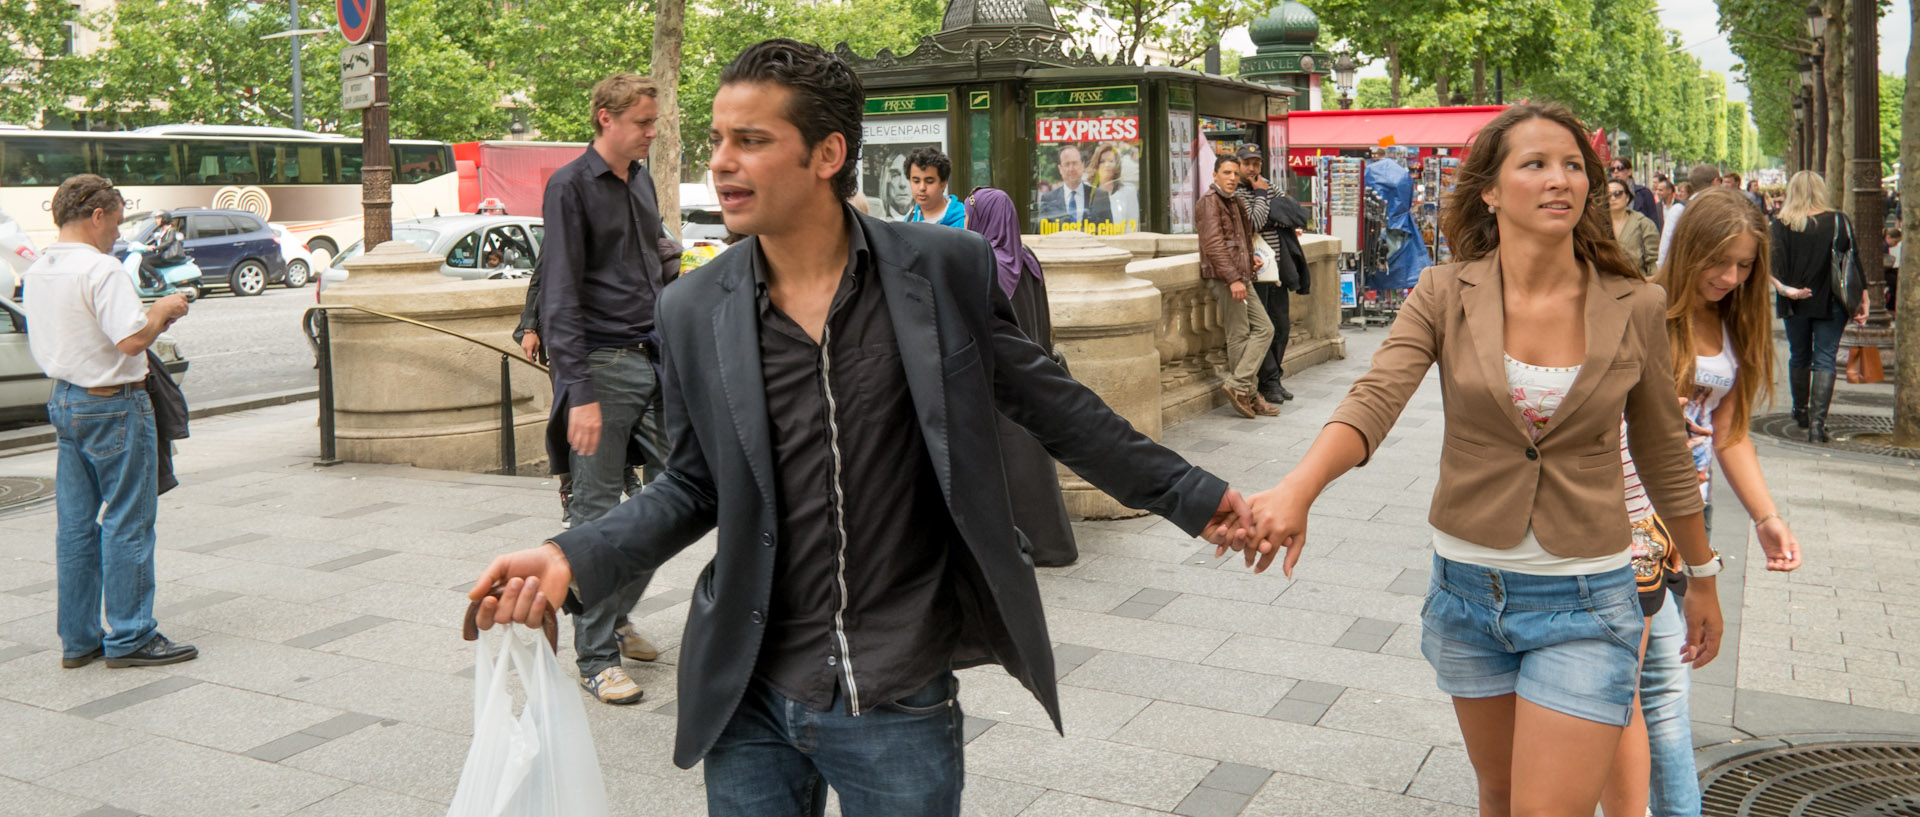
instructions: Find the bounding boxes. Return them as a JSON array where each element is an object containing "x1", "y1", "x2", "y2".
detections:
[
  {"x1": 1898, "y1": 0, "x2": 1919, "y2": 447},
  {"x1": 650, "y1": 0, "x2": 684, "y2": 240},
  {"x1": 1387, "y1": 41, "x2": 1402, "y2": 107},
  {"x1": 1434, "y1": 70, "x2": 1450, "y2": 107},
  {"x1": 1472, "y1": 58, "x2": 1486, "y2": 105},
  {"x1": 1825, "y1": 0, "x2": 1848, "y2": 214}
]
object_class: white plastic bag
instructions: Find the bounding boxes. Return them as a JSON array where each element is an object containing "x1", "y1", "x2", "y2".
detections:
[{"x1": 447, "y1": 625, "x2": 608, "y2": 817}]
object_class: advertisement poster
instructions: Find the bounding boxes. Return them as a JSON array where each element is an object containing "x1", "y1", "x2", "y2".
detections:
[
  {"x1": 1033, "y1": 112, "x2": 1142, "y2": 236},
  {"x1": 1168, "y1": 111, "x2": 1197, "y2": 234},
  {"x1": 860, "y1": 116, "x2": 948, "y2": 222}
]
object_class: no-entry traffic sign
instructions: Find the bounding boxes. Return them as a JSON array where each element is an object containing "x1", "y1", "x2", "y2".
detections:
[{"x1": 337, "y1": 0, "x2": 377, "y2": 44}]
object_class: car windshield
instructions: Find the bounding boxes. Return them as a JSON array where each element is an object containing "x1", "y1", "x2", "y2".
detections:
[{"x1": 328, "y1": 228, "x2": 437, "y2": 268}]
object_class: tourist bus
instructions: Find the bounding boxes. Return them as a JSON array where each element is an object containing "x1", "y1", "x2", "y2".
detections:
[{"x1": 0, "y1": 126, "x2": 457, "y2": 261}]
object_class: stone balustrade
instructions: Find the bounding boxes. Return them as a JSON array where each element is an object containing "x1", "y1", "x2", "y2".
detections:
[{"x1": 1027, "y1": 230, "x2": 1346, "y2": 518}]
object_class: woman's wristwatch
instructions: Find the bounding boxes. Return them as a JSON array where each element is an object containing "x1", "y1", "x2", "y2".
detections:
[{"x1": 1683, "y1": 548, "x2": 1725, "y2": 578}]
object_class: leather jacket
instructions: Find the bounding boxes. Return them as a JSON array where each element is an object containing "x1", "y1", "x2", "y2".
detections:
[{"x1": 1197, "y1": 184, "x2": 1253, "y2": 284}]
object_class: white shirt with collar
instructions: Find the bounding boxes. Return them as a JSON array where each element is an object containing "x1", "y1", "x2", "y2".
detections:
[{"x1": 23, "y1": 242, "x2": 149, "y2": 388}]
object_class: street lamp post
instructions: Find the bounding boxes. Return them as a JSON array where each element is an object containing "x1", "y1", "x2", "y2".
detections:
[
  {"x1": 1806, "y1": 2, "x2": 1828, "y2": 174},
  {"x1": 1845, "y1": 0, "x2": 1889, "y2": 341},
  {"x1": 1333, "y1": 55, "x2": 1355, "y2": 110},
  {"x1": 1792, "y1": 96, "x2": 1807, "y2": 173},
  {"x1": 260, "y1": 10, "x2": 330, "y2": 131}
]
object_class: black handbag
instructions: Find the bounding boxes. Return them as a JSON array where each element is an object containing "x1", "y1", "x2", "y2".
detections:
[{"x1": 1829, "y1": 213, "x2": 1865, "y2": 313}]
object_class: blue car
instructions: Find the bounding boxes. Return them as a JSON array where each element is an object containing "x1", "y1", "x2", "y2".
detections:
[{"x1": 116, "y1": 208, "x2": 288, "y2": 297}]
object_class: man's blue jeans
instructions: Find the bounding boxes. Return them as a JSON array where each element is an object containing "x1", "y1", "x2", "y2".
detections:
[
  {"x1": 1642, "y1": 588, "x2": 1701, "y2": 816},
  {"x1": 48, "y1": 382, "x2": 159, "y2": 660},
  {"x1": 570, "y1": 346, "x2": 665, "y2": 677},
  {"x1": 704, "y1": 673, "x2": 964, "y2": 817}
]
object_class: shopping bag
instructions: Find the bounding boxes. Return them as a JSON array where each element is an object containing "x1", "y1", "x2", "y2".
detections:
[
  {"x1": 1252, "y1": 235, "x2": 1281, "y2": 283},
  {"x1": 1846, "y1": 345, "x2": 1884, "y2": 384},
  {"x1": 447, "y1": 622, "x2": 608, "y2": 817}
]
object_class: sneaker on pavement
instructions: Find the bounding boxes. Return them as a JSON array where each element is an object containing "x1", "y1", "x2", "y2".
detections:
[
  {"x1": 104, "y1": 634, "x2": 198, "y2": 668},
  {"x1": 1250, "y1": 393, "x2": 1281, "y2": 417},
  {"x1": 558, "y1": 487, "x2": 573, "y2": 529},
  {"x1": 623, "y1": 468, "x2": 643, "y2": 499},
  {"x1": 582, "y1": 666, "x2": 645, "y2": 705},
  {"x1": 1222, "y1": 386, "x2": 1257, "y2": 419},
  {"x1": 614, "y1": 623, "x2": 660, "y2": 662}
]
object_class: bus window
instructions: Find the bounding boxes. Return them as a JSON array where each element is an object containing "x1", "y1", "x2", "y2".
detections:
[
  {"x1": 97, "y1": 139, "x2": 181, "y2": 185},
  {"x1": 184, "y1": 141, "x2": 260, "y2": 185},
  {"x1": 264, "y1": 143, "x2": 328, "y2": 184},
  {"x1": 395, "y1": 144, "x2": 450, "y2": 183},
  {"x1": 0, "y1": 137, "x2": 88, "y2": 186},
  {"x1": 336, "y1": 145, "x2": 363, "y2": 184}
]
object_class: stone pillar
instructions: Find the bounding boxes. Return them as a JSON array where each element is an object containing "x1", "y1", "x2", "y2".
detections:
[
  {"x1": 1028, "y1": 231, "x2": 1163, "y2": 520},
  {"x1": 320, "y1": 241, "x2": 550, "y2": 474},
  {"x1": 1291, "y1": 234, "x2": 1348, "y2": 367}
]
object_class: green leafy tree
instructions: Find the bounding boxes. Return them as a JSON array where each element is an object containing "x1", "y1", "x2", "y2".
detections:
[
  {"x1": 1882, "y1": 71, "x2": 1902, "y2": 175},
  {"x1": 0, "y1": 0, "x2": 79, "y2": 124},
  {"x1": 1720, "y1": 0, "x2": 1805, "y2": 161},
  {"x1": 1057, "y1": 0, "x2": 1262, "y2": 67},
  {"x1": 1352, "y1": 76, "x2": 1437, "y2": 110}
]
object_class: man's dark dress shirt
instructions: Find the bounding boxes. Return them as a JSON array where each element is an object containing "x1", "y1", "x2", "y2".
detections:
[
  {"x1": 539, "y1": 144, "x2": 672, "y2": 405},
  {"x1": 750, "y1": 211, "x2": 961, "y2": 714}
]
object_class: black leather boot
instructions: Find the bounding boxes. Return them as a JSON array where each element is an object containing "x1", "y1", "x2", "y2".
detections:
[
  {"x1": 1808, "y1": 371, "x2": 1836, "y2": 443},
  {"x1": 1790, "y1": 367, "x2": 1811, "y2": 428}
]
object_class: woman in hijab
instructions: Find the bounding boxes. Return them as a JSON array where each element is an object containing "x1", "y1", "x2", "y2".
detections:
[{"x1": 967, "y1": 187, "x2": 1078, "y2": 567}]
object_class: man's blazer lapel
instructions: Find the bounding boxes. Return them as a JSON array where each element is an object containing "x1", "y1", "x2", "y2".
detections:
[
  {"x1": 866, "y1": 219, "x2": 955, "y2": 502},
  {"x1": 709, "y1": 248, "x2": 777, "y2": 501}
]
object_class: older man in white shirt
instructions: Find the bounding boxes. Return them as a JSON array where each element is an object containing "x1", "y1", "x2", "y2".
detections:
[{"x1": 24, "y1": 174, "x2": 196, "y2": 669}]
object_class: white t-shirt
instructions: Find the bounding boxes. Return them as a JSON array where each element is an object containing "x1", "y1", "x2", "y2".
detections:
[
  {"x1": 23, "y1": 242, "x2": 149, "y2": 388},
  {"x1": 1657, "y1": 200, "x2": 1685, "y2": 268},
  {"x1": 1432, "y1": 355, "x2": 1631, "y2": 575},
  {"x1": 1683, "y1": 327, "x2": 1737, "y2": 504}
]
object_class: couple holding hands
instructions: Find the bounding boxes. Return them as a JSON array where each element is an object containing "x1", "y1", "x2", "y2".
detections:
[{"x1": 473, "y1": 63, "x2": 1777, "y2": 817}]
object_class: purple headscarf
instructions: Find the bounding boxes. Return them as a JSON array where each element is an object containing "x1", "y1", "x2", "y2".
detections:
[{"x1": 966, "y1": 187, "x2": 1042, "y2": 300}]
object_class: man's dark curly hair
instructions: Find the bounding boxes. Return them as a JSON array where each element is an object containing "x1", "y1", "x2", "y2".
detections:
[
  {"x1": 720, "y1": 39, "x2": 865, "y2": 200},
  {"x1": 907, "y1": 147, "x2": 951, "y2": 183}
]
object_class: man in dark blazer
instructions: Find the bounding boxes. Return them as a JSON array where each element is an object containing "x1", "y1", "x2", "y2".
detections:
[
  {"x1": 472, "y1": 40, "x2": 1250, "y2": 817},
  {"x1": 1036, "y1": 144, "x2": 1113, "y2": 228}
]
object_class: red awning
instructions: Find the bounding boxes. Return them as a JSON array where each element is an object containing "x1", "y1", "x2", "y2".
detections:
[{"x1": 1286, "y1": 105, "x2": 1507, "y2": 149}]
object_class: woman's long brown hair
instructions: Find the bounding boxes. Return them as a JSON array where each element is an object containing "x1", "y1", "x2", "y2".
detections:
[
  {"x1": 1439, "y1": 103, "x2": 1641, "y2": 281},
  {"x1": 1652, "y1": 188, "x2": 1776, "y2": 443}
]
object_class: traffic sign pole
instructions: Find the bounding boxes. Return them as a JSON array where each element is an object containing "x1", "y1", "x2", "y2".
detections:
[{"x1": 358, "y1": 0, "x2": 390, "y2": 246}]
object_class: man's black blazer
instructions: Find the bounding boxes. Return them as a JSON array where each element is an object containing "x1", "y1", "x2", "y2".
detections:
[{"x1": 552, "y1": 212, "x2": 1228, "y2": 769}]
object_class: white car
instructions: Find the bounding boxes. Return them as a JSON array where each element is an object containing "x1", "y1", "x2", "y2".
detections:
[
  {"x1": 270, "y1": 224, "x2": 318, "y2": 288},
  {"x1": 1, "y1": 208, "x2": 39, "y2": 301}
]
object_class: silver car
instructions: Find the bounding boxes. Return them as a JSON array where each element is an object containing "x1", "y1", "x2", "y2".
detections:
[
  {"x1": 0, "y1": 296, "x2": 189, "y2": 424},
  {"x1": 320, "y1": 215, "x2": 545, "y2": 287}
]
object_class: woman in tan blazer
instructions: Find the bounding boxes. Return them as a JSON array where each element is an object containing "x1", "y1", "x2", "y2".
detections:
[
  {"x1": 1607, "y1": 178, "x2": 1660, "y2": 276},
  {"x1": 1220, "y1": 104, "x2": 1726, "y2": 817}
]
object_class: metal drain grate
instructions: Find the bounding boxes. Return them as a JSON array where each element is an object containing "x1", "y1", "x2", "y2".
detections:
[
  {"x1": 1751, "y1": 414, "x2": 1920, "y2": 460},
  {"x1": 1701, "y1": 742, "x2": 1920, "y2": 816},
  {"x1": 0, "y1": 476, "x2": 56, "y2": 518}
]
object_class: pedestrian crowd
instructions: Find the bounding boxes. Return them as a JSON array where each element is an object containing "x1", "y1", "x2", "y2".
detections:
[{"x1": 19, "y1": 35, "x2": 1866, "y2": 817}]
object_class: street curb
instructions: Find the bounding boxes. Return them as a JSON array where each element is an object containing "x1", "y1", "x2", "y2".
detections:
[{"x1": 0, "y1": 388, "x2": 317, "y2": 453}]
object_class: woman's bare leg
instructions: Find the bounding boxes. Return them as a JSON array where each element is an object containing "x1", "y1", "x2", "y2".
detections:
[
  {"x1": 1511, "y1": 697, "x2": 1630, "y2": 817},
  {"x1": 1600, "y1": 620, "x2": 1654, "y2": 817},
  {"x1": 1453, "y1": 694, "x2": 1518, "y2": 817}
]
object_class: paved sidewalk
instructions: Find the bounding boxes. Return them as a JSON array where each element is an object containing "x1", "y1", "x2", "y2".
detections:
[{"x1": 1, "y1": 327, "x2": 1915, "y2": 817}]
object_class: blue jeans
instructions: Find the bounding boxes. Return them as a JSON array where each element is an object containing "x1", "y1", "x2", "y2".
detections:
[
  {"x1": 705, "y1": 673, "x2": 964, "y2": 817},
  {"x1": 570, "y1": 346, "x2": 664, "y2": 677},
  {"x1": 1642, "y1": 589, "x2": 1700, "y2": 816},
  {"x1": 48, "y1": 382, "x2": 159, "y2": 660},
  {"x1": 1783, "y1": 301, "x2": 1847, "y2": 373}
]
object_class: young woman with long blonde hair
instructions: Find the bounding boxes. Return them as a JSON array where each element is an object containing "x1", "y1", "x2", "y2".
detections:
[
  {"x1": 1227, "y1": 103, "x2": 1726, "y2": 817},
  {"x1": 1770, "y1": 171, "x2": 1868, "y2": 442}
]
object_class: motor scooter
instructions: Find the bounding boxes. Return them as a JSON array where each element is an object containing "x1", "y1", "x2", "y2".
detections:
[{"x1": 122, "y1": 245, "x2": 204, "y2": 301}]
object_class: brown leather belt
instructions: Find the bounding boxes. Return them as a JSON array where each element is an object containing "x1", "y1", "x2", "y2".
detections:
[{"x1": 85, "y1": 381, "x2": 146, "y2": 397}]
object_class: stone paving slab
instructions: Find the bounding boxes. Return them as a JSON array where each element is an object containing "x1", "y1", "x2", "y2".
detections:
[{"x1": 1, "y1": 327, "x2": 1917, "y2": 816}]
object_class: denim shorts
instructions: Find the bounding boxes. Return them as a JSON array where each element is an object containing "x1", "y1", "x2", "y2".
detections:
[{"x1": 1420, "y1": 553, "x2": 1646, "y2": 726}]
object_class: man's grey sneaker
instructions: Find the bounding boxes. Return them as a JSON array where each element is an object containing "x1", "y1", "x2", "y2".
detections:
[
  {"x1": 623, "y1": 468, "x2": 642, "y2": 499},
  {"x1": 105, "y1": 634, "x2": 198, "y2": 668},
  {"x1": 582, "y1": 666, "x2": 645, "y2": 705},
  {"x1": 559, "y1": 487, "x2": 573, "y2": 529},
  {"x1": 614, "y1": 622, "x2": 660, "y2": 662}
]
